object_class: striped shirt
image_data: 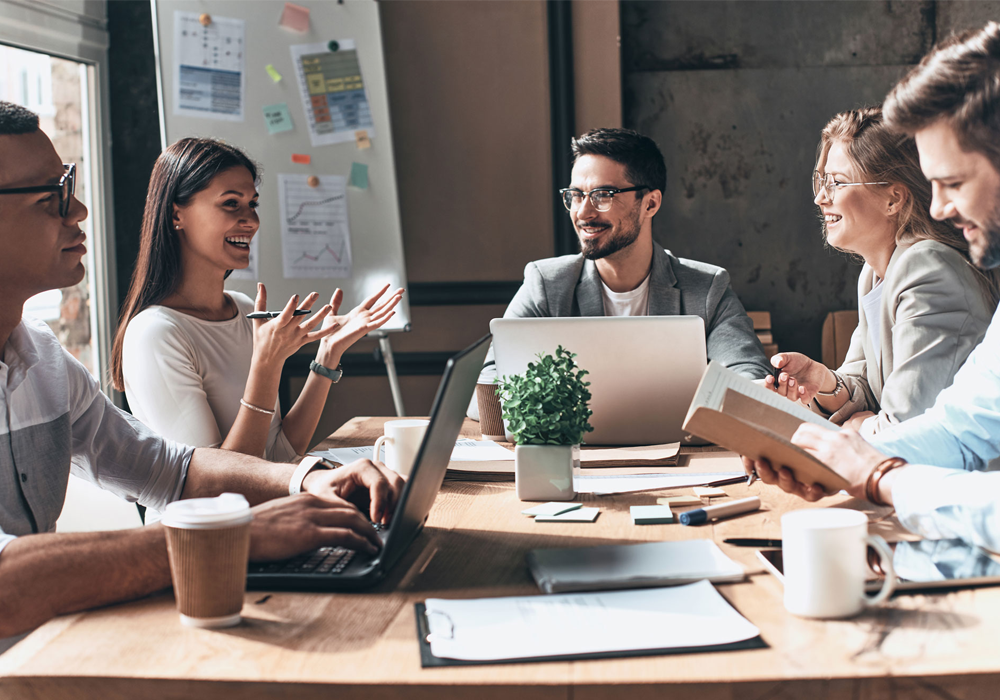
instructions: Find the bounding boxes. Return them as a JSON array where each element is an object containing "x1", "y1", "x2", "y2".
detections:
[{"x1": 0, "y1": 317, "x2": 193, "y2": 557}]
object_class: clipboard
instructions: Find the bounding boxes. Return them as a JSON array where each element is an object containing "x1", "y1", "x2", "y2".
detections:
[{"x1": 413, "y1": 603, "x2": 767, "y2": 667}]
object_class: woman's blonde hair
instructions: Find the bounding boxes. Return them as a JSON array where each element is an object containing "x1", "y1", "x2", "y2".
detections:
[{"x1": 817, "y1": 105, "x2": 1000, "y2": 304}]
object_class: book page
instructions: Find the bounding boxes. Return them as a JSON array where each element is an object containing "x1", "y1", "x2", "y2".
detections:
[{"x1": 686, "y1": 362, "x2": 837, "y2": 431}]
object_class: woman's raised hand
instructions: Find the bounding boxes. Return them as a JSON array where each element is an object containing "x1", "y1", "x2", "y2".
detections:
[
  {"x1": 316, "y1": 284, "x2": 405, "y2": 369},
  {"x1": 250, "y1": 283, "x2": 337, "y2": 369},
  {"x1": 765, "y1": 352, "x2": 833, "y2": 406}
]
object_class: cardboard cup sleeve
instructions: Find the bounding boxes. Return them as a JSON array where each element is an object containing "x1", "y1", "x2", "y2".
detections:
[
  {"x1": 164, "y1": 522, "x2": 251, "y2": 625},
  {"x1": 476, "y1": 382, "x2": 506, "y2": 440}
]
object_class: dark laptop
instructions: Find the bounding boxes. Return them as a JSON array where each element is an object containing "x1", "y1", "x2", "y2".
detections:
[{"x1": 247, "y1": 334, "x2": 491, "y2": 592}]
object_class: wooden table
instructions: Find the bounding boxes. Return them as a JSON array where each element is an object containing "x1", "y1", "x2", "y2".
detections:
[{"x1": 2, "y1": 418, "x2": 998, "y2": 700}]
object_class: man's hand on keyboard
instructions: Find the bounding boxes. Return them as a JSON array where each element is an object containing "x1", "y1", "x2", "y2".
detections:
[
  {"x1": 247, "y1": 493, "x2": 383, "y2": 562},
  {"x1": 301, "y1": 459, "x2": 405, "y2": 525}
]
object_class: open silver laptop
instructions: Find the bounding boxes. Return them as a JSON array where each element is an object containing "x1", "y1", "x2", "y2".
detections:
[{"x1": 490, "y1": 317, "x2": 707, "y2": 446}]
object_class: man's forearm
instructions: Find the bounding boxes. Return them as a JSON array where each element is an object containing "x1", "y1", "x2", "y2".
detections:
[
  {"x1": 181, "y1": 447, "x2": 296, "y2": 505},
  {"x1": 0, "y1": 526, "x2": 171, "y2": 638}
]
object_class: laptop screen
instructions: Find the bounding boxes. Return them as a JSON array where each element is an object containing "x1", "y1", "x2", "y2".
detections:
[{"x1": 378, "y1": 334, "x2": 491, "y2": 570}]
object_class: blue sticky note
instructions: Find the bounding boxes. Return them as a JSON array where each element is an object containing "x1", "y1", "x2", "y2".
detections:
[
  {"x1": 263, "y1": 102, "x2": 293, "y2": 135},
  {"x1": 349, "y1": 161, "x2": 369, "y2": 189}
]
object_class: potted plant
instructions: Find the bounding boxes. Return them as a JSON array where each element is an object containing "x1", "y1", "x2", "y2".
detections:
[{"x1": 495, "y1": 346, "x2": 593, "y2": 501}]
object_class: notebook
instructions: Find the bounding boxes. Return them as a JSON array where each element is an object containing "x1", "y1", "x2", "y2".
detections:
[{"x1": 527, "y1": 539, "x2": 745, "y2": 594}]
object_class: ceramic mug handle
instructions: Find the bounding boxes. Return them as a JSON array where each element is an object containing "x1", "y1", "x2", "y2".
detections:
[
  {"x1": 373, "y1": 435, "x2": 391, "y2": 466},
  {"x1": 863, "y1": 534, "x2": 897, "y2": 607}
]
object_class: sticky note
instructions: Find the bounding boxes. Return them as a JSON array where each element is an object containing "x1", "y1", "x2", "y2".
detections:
[
  {"x1": 291, "y1": 153, "x2": 311, "y2": 165},
  {"x1": 349, "y1": 162, "x2": 369, "y2": 189},
  {"x1": 355, "y1": 129, "x2": 371, "y2": 150},
  {"x1": 535, "y1": 507, "x2": 600, "y2": 523},
  {"x1": 279, "y1": 2, "x2": 310, "y2": 32},
  {"x1": 631, "y1": 505, "x2": 674, "y2": 524},
  {"x1": 265, "y1": 64, "x2": 282, "y2": 82},
  {"x1": 657, "y1": 495, "x2": 703, "y2": 507},
  {"x1": 521, "y1": 502, "x2": 582, "y2": 517},
  {"x1": 263, "y1": 103, "x2": 293, "y2": 135},
  {"x1": 693, "y1": 487, "x2": 727, "y2": 499}
]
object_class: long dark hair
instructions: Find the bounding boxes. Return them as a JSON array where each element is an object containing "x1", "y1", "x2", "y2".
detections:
[{"x1": 110, "y1": 138, "x2": 258, "y2": 391}]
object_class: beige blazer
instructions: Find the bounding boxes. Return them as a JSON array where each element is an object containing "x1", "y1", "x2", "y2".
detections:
[{"x1": 826, "y1": 239, "x2": 996, "y2": 436}]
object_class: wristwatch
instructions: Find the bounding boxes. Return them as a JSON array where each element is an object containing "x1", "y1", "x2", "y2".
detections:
[
  {"x1": 816, "y1": 372, "x2": 845, "y2": 398},
  {"x1": 309, "y1": 360, "x2": 343, "y2": 383},
  {"x1": 288, "y1": 455, "x2": 334, "y2": 495}
]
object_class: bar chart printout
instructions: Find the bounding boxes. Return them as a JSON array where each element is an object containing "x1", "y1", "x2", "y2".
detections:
[
  {"x1": 278, "y1": 174, "x2": 353, "y2": 279},
  {"x1": 291, "y1": 40, "x2": 376, "y2": 147}
]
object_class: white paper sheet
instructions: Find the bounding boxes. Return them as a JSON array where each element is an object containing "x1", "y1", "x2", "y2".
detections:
[
  {"x1": 424, "y1": 580, "x2": 759, "y2": 661},
  {"x1": 278, "y1": 174, "x2": 353, "y2": 279},
  {"x1": 173, "y1": 12, "x2": 245, "y2": 121},
  {"x1": 574, "y1": 472, "x2": 743, "y2": 495},
  {"x1": 311, "y1": 439, "x2": 513, "y2": 466},
  {"x1": 291, "y1": 40, "x2": 376, "y2": 147}
]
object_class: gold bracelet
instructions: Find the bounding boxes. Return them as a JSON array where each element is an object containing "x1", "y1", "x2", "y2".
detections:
[
  {"x1": 864, "y1": 456, "x2": 907, "y2": 506},
  {"x1": 240, "y1": 398, "x2": 275, "y2": 416}
]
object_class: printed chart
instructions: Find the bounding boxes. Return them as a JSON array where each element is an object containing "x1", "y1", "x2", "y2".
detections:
[
  {"x1": 278, "y1": 174, "x2": 353, "y2": 279},
  {"x1": 172, "y1": 11, "x2": 245, "y2": 121},
  {"x1": 291, "y1": 41, "x2": 376, "y2": 147}
]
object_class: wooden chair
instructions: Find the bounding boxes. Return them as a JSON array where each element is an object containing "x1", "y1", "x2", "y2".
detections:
[
  {"x1": 821, "y1": 310, "x2": 859, "y2": 369},
  {"x1": 747, "y1": 311, "x2": 778, "y2": 357}
]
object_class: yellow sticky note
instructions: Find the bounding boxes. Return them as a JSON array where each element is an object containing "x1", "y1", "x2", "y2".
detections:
[
  {"x1": 355, "y1": 129, "x2": 371, "y2": 150},
  {"x1": 265, "y1": 64, "x2": 282, "y2": 83},
  {"x1": 693, "y1": 487, "x2": 727, "y2": 499},
  {"x1": 657, "y1": 495, "x2": 703, "y2": 507}
]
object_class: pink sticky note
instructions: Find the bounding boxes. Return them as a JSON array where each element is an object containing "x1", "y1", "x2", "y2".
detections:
[
  {"x1": 279, "y1": 3, "x2": 310, "y2": 32},
  {"x1": 291, "y1": 153, "x2": 311, "y2": 165}
]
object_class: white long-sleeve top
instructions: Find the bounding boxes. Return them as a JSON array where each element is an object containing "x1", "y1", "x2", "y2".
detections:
[{"x1": 122, "y1": 291, "x2": 297, "y2": 462}]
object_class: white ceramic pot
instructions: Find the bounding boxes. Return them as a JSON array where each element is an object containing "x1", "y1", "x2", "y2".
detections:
[{"x1": 515, "y1": 444, "x2": 576, "y2": 501}]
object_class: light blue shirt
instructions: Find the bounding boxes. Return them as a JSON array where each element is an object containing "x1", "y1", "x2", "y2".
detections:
[{"x1": 869, "y1": 303, "x2": 1000, "y2": 471}]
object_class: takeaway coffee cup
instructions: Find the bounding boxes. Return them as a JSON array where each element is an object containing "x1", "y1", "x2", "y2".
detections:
[
  {"x1": 373, "y1": 419, "x2": 429, "y2": 477},
  {"x1": 781, "y1": 508, "x2": 896, "y2": 619},
  {"x1": 162, "y1": 493, "x2": 253, "y2": 629},
  {"x1": 476, "y1": 382, "x2": 506, "y2": 441}
]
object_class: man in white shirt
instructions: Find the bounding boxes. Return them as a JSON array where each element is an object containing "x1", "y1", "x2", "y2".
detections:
[
  {"x1": 0, "y1": 101, "x2": 403, "y2": 644},
  {"x1": 745, "y1": 22, "x2": 1000, "y2": 550},
  {"x1": 470, "y1": 128, "x2": 769, "y2": 417}
]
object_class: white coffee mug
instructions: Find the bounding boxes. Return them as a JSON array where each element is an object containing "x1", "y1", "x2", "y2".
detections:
[
  {"x1": 373, "y1": 419, "x2": 429, "y2": 477},
  {"x1": 781, "y1": 508, "x2": 896, "y2": 619}
]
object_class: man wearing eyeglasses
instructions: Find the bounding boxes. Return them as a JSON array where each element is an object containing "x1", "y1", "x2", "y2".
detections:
[
  {"x1": 470, "y1": 128, "x2": 769, "y2": 419},
  {"x1": 0, "y1": 101, "x2": 404, "y2": 649}
]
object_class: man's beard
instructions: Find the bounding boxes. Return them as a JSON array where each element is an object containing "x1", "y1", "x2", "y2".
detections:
[
  {"x1": 578, "y1": 206, "x2": 642, "y2": 260},
  {"x1": 961, "y1": 201, "x2": 1000, "y2": 270}
]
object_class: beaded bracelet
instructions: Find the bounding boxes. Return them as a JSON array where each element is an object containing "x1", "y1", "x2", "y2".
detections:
[{"x1": 864, "y1": 456, "x2": 907, "y2": 506}]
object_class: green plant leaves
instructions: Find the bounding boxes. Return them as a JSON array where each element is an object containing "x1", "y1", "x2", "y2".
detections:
[{"x1": 494, "y1": 345, "x2": 594, "y2": 446}]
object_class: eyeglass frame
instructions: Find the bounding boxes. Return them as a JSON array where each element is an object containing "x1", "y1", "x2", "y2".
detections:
[
  {"x1": 812, "y1": 170, "x2": 888, "y2": 201},
  {"x1": 0, "y1": 163, "x2": 77, "y2": 217},
  {"x1": 559, "y1": 185, "x2": 650, "y2": 212}
]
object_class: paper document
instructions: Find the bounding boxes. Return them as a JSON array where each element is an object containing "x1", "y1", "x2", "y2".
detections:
[
  {"x1": 312, "y1": 439, "x2": 513, "y2": 466},
  {"x1": 278, "y1": 174, "x2": 353, "y2": 279},
  {"x1": 173, "y1": 12, "x2": 245, "y2": 121},
  {"x1": 291, "y1": 41, "x2": 376, "y2": 147},
  {"x1": 574, "y1": 472, "x2": 743, "y2": 495},
  {"x1": 580, "y1": 443, "x2": 680, "y2": 466},
  {"x1": 423, "y1": 580, "x2": 759, "y2": 661}
]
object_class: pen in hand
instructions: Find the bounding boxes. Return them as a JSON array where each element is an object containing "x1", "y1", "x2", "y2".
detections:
[{"x1": 246, "y1": 309, "x2": 312, "y2": 319}]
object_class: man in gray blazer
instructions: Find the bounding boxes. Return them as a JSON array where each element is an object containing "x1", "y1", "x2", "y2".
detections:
[{"x1": 471, "y1": 128, "x2": 769, "y2": 419}]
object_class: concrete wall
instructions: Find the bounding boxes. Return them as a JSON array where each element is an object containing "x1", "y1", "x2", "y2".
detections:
[{"x1": 621, "y1": 0, "x2": 1000, "y2": 359}]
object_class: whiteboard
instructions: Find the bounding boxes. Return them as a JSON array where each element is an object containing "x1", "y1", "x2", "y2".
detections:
[{"x1": 151, "y1": 0, "x2": 410, "y2": 332}]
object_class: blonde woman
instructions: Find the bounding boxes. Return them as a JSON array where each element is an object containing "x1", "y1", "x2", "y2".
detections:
[{"x1": 770, "y1": 106, "x2": 1000, "y2": 436}]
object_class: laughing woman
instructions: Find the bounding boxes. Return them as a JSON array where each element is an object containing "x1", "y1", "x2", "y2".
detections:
[
  {"x1": 111, "y1": 138, "x2": 402, "y2": 462},
  {"x1": 769, "y1": 107, "x2": 999, "y2": 436}
]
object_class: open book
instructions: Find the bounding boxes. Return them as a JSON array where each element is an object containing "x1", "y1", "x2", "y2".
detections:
[{"x1": 681, "y1": 362, "x2": 850, "y2": 492}]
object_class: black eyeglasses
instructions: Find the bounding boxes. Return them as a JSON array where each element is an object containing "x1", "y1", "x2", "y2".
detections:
[
  {"x1": 559, "y1": 185, "x2": 649, "y2": 212},
  {"x1": 0, "y1": 163, "x2": 77, "y2": 217}
]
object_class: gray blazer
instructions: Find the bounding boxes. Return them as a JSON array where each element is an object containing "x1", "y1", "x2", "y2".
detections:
[
  {"x1": 827, "y1": 239, "x2": 996, "y2": 435},
  {"x1": 469, "y1": 247, "x2": 771, "y2": 419}
]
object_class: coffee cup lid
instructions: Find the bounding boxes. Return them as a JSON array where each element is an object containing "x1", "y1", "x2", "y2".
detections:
[{"x1": 161, "y1": 493, "x2": 252, "y2": 529}]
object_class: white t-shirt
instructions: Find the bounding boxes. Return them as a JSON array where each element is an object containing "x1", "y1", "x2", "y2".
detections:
[
  {"x1": 862, "y1": 277, "x2": 884, "y2": 359},
  {"x1": 122, "y1": 291, "x2": 296, "y2": 462},
  {"x1": 600, "y1": 274, "x2": 651, "y2": 316}
]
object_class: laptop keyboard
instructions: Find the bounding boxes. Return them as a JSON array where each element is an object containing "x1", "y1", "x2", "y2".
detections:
[{"x1": 249, "y1": 522, "x2": 385, "y2": 576}]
